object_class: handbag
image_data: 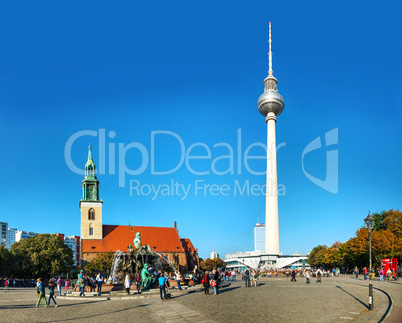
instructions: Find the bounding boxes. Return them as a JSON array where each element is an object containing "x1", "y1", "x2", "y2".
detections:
[{"x1": 210, "y1": 280, "x2": 217, "y2": 287}]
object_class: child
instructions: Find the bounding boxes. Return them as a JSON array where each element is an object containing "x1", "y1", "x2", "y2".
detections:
[
  {"x1": 48, "y1": 279, "x2": 58, "y2": 307},
  {"x1": 65, "y1": 279, "x2": 70, "y2": 293},
  {"x1": 124, "y1": 274, "x2": 131, "y2": 295}
]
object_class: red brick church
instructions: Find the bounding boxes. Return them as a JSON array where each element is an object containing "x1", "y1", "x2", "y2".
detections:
[{"x1": 79, "y1": 146, "x2": 199, "y2": 273}]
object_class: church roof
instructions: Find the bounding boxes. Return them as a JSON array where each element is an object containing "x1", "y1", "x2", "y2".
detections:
[{"x1": 81, "y1": 224, "x2": 186, "y2": 253}]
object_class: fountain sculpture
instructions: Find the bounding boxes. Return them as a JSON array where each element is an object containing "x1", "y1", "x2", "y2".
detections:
[{"x1": 106, "y1": 224, "x2": 175, "y2": 289}]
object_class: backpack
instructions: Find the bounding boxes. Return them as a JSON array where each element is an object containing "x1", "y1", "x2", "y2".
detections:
[{"x1": 245, "y1": 270, "x2": 249, "y2": 275}]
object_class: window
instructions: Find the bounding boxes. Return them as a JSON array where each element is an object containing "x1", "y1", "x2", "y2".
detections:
[
  {"x1": 88, "y1": 208, "x2": 95, "y2": 220},
  {"x1": 89, "y1": 224, "x2": 93, "y2": 236}
]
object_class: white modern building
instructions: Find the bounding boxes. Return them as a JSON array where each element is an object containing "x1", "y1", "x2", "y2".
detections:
[
  {"x1": 0, "y1": 222, "x2": 8, "y2": 247},
  {"x1": 210, "y1": 250, "x2": 219, "y2": 259},
  {"x1": 15, "y1": 230, "x2": 40, "y2": 242},
  {"x1": 224, "y1": 251, "x2": 309, "y2": 271},
  {"x1": 254, "y1": 223, "x2": 265, "y2": 252},
  {"x1": 7, "y1": 227, "x2": 17, "y2": 249}
]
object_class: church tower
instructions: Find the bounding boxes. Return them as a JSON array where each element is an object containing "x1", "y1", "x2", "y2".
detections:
[{"x1": 80, "y1": 145, "x2": 103, "y2": 240}]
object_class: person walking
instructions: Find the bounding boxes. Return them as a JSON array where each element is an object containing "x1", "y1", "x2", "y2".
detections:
[
  {"x1": 79, "y1": 276, "x2": 85, "y2": 297},
  {"x1": 379, "y1": 268, "x2": 384, "y2": 281},
  {"x1": 57, "y1": 276, "x2": 62, "y2": 295},
  {"x1": 291, "y1": 270, "x2": 297, "y2": 282},
  {"x1": 354, "y1": 266, "x2": 359, "y2": 279},
  {"x1": 135, "y1": 274, "x2": 142, "y2": 294},
  {"x1": 48, "y1": 279, "x2": 58, "y2": 307},
  {"x1": 176, "y1": 271, "x2": 182, "y2": 291},
  {"x1": 363, "y1": 267, "x2": 367, "y2": 280},
  {"x1": 164, "y1": 273, "x2": 170, "y2": 294},
  {"x1": 244, "y1": 268, "x2": 250, "y2": 287},
  {"x1": 232, "y1": 270, "x2": 237, "y2": 282},
  {"x1": 4, "y1": 278, "x2": 9, "y2": 291},
  {"x1": 202, "y1": 271, "x2": 210, "y2": 295},
  {"x1": 252, "y1": 270, "x2": 259, "y2": 287},
  {"x1": 96, "y1": 272, "x2": 103, "y2": 294},
  {"x1": 158, "y1": 273, "x2": 167, "y2": 300},
  {"x1": 316, "y1": 268, "x2": 322, "y2": 283},
  {"x1": 305, "y1": 271, "x2": 310, "y2": 284},
  {"x1": 36, "y1": 278, "x2": 48, "y2": 308},
  {"x1": 212, "y1": 269, "x2": 220, "y2": 295},
  {"x1": 386, "y1": 268, "x2": 392, "y2": 282}
]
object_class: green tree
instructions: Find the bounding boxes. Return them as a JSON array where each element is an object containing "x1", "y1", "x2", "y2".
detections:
[
  {"x1": 11, "y1": 234, "x2": 74, "y2": 278},
  {"x1": 84, "y1": 252, "x2": 114, "y2": 274},
  {"x1": 307, "y1": 245, "x2": 327, "y2": 266},
  {"x1": 0, "y1": 245, "x2": 13, "y2": 277}
]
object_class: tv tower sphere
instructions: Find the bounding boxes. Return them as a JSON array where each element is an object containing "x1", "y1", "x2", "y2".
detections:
[{"x1": 257, "y1": 22, "x2": 285, "y2": 117}]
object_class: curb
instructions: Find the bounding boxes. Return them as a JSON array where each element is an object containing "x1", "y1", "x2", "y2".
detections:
[{"x1": 342, "y1": 281, "x2": 394, "y2": 322}]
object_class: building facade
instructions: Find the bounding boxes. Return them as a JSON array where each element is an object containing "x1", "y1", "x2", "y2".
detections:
[
  {"x1": 210, "y1": 250, "x2": 219, "y2": 259},
  {"x1": 7, "y1": 227, "x2": 17, "y2": 249},
  {"x1": 254, "y1": 223, "x2": 265, "y2": 252},
  {"x1": 15, "y1": 230, "x2": 40, "y2": 241},
  {"x1": 0, "y1": 222, "x2": 8, "y2": 247},
  {"x1": 57, "y1": 234, "x2": 81, "y2": 268}
]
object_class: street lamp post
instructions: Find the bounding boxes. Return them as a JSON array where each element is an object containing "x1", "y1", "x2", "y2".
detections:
[{"x1": 364, "y1": 211, "x2": 374, "y2": 310}]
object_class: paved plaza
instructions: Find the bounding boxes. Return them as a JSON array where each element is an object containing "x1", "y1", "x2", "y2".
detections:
[{"x1": 0, "y1": 275, "x2": 400, "y2": 322}]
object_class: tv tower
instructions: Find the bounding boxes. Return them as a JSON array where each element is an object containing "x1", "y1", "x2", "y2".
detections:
[{"x1": 257, "y1": 22, "x2": 285, "y2": 255}]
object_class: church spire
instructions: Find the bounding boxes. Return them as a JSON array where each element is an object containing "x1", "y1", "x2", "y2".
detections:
[
  {"x1": 85, "y1": 145, "x2": 96, "y2": 179},
  {"x1": 82, "y1": 145, "x2": 100, "y2": 201}
]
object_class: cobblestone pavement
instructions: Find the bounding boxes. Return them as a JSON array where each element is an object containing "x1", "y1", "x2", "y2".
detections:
[{"x1": 0, "y1": 275, "x2": 399, "y2": 323}]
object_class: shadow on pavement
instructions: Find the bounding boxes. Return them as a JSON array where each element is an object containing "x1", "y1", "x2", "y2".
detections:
[
  {"x1": 336, "y1": 286, "x2": 368, "y2": 310},
  {"x1": 216, "y1": 286, "x2": 241, "y2": 294},
  {"x1": 45, "y1": 304, "x2": 150, "y2": 322},
  {"x1": 0, "y1": 305, "x2": 38, "y2": 309}
]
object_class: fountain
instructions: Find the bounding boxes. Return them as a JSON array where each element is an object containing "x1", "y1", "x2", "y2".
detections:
[{"x1": 104, "y1": 224, "x2": 177, "y2": 290}]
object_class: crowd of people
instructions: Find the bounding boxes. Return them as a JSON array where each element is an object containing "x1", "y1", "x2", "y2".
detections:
[
  {"x1": 2, "y1": 264, "x2": 400, "y2": 307},
  {"x1": 354, "y1": 266, "x2": 398, "y2": 282}
]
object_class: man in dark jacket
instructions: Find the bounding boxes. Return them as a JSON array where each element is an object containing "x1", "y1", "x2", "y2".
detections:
[
  {"x1": 244, "y1": 268, "x2": 250, "y2": 287},
  {"x1": 291, "y1": 270, "x2": 297, "y2": 282}
]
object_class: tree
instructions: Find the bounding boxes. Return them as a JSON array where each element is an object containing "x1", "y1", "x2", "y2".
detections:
[
  {"x1": 372, "y1": 209, "x2": 402, "y2": 238},
  {"x1": 307, "y1": 245, "x2": 327, "y2": 266},
  {"x1": 84, "y1": 252, "x2": 114, "y2": 274},
  {"x1": 0, "y1": 245, "x2": 13, "y2": 277},
  {"x1": 11, "y1": 234, "x2": 74, "y2": 278},
  {"x1": 200, "y1": 258, "x2": 226, "y2": 271},
  {"x1": 338, "y1": 227, "x2": 402, "y2": 269},
  {"x1": 322, "y1": 242, "x2": 342, "y2": 268},
  {"x1": 212, "y1": 258, "x2": 226, "y2": 269}
]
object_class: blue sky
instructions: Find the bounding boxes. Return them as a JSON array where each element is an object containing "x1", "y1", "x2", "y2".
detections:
[{"x1": 0, "y1": 0, "x2": 401, "y2": 259}]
